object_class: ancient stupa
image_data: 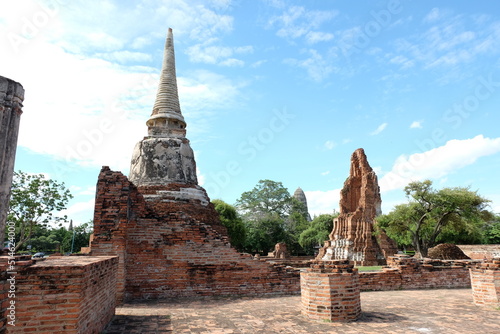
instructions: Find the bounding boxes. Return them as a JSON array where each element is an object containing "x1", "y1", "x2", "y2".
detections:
[
  {"x1": 317, "y1": 148, "x2": 397, "y2": 265},
  {"x1": 90, "y1": 28, "x2": 299, "y2": 302},
  {"x1": 293, "y1": 187, "x2": 311, "y2": 221},
  {"x1": 129, "y1": 28, "x2": 208, "y2": 205}
]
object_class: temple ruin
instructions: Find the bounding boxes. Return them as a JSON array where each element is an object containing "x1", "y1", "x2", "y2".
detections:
[
  {"x1": 90, "y1": 28, "x2": 299, "y2": 301},
  {"x1": 317, "y1": 148, "x2": 397, "y2": 266},
  {"x1": 0, "y1": 76, "x2": 24, "y2": 249},
  {"x1": 293, "y1": 187, "x2": 311, "y2": 221}
]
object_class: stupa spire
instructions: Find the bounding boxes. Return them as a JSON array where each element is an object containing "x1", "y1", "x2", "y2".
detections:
[
  {"x1": 147, "y1": 28, "x2": 186, "y2": 138},
  {"x1": 130, "y1": 27, "x2": 203, "y2": 194}
]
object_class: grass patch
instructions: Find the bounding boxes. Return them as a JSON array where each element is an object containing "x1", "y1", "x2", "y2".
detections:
[{"x1": 356, "y1": 266, "x2": 383, "y2": 272}]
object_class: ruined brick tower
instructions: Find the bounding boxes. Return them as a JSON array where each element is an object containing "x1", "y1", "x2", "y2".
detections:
[
  {"x1": 317, "y1": 148, "x2": 397, "y2": 266},
  {"x1": 91, "y1": 29, "x2": 299, "y2": 302},
  {"x1": 293, "y1": 187, "x2": 311, "y2": 221}
]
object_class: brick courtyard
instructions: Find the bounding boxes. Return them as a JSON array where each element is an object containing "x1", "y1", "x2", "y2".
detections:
[{"x1": 103, "y1": 288, "x2": 500, "y2": 334}]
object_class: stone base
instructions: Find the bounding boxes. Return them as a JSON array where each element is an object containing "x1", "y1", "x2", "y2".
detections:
[
  {"x1": 470, "y1": 258, "x2": 500, "y2": 307},
  {"x1": 301, "y1": 260, "x2": 361, "y2": 322}
]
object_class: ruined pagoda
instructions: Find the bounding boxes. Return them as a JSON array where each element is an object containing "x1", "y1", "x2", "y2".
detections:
[
  {"x1": 317, "y1": 148, "x2": 398, "y2": 266},
  {"x1": 90, "y1": 28, "x2": 299, "y2": 302},
  {"x1": 293, "y1": 187, "x2": 311, "y2": 221},
  {"x1": 129, "y1": 27, "x2": 208, "y2": 205}
]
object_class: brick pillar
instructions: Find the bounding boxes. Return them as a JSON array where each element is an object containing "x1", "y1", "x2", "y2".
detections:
[
  {"x1": 300, "y1": 260, "x2": 361, "y2": 322},
  {"x1": 470, "y1": 258, "x2": 500, "y2": 307}
]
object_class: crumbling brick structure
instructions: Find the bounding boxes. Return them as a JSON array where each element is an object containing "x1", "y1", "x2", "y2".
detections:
[
  {"x1": 470, "y1": 258, "x2": 500, "y2": 308},
  {"x1": 301, "y1": 260, "x2": 361, "y2": 322},
  {"x1": 0, "y1": 256, "x2": 117, "y2": 333},
  {"x1": 317, "y1": 148, "x2": 398, "y2": 265},
  {"x1": 359, "y1": 254, "x2": 474, "y2": 291},
  {"x1": 91, "y1": 167, "x2": 299, "y2": 301},
  {"x1": 90, "y1": 29, "x2": 300, "y2": 301}
]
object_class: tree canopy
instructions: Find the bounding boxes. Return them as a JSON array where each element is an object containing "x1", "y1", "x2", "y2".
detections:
[
  {"x1": 377, "y1": 180, "x2": 491, "y2": 257},
  {"x1": 236, "y1": 179, "x2": 292, "y2": 220},
  {"x1": 234, "y1": 179, "x2": 313, "y2": 255},
  {"x1": 212, "y1": 199, "x2": 246, "y2": 251},
  {"x1": 7, "y1": 171, "x2": 73, "y2": 251},
  {"x1": 298, "y1": 213, "x2": 337, "y2": 255}
]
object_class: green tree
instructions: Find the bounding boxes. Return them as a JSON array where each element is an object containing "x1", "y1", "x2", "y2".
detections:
[
  {"x1": 243, "y1": 214, "x2": 287, "y2": 254},
  {"x1": 212, "y1": 200, "x2": 246, "y2": 251},
  {"x1": 236, "y1": 179, "x2": 292, "y2": 221},
  {"x1": 484, "y1": 213, "x2": 500, "y2": 244},
  {"x1": 63, "y1": 220, "x2": 93, "y2": 253},
  {"x1": 236, "y1": 180, "x2": 297, "y2": 254},
  {"x1": 7, "y1": 171, "x2": 73, "y2": 251},
  {"x1": 299, "y1": 214, "x2": 336, "y2": 255},
  {"x1": 377, "y1": 180, "x2": 490, "y2": 257}
]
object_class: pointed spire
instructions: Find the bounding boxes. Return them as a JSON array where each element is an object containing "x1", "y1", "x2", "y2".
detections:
[{"x1": 147, "y1": 28, "x2": 186, "y2": 138}]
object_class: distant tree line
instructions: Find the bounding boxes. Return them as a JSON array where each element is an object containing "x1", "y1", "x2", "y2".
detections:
[
  {"x1": 214, "y1": 179, "x2": 500, "y2": 256},
  {"x1": 5, "y1": 171, "x2": 92, "y2": 254},
  {"x1": 213, "y1": 179, "x2": 337, "y2": 256},
  {"x1": 6, "y1": 171, "x2": 499, "y2": 257}
]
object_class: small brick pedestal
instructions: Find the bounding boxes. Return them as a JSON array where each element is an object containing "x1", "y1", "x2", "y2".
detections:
[
  {"x1": 301, "y1": 260, "x2": 361, "y2": 322},
  {"x1": 470, "y1": 258, "x2": 500, "y2": 307}
]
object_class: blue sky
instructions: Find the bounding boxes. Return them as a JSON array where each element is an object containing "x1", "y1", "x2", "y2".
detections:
[{"x1": 1, "y1": 0, "x2": 500, "y2": 226}]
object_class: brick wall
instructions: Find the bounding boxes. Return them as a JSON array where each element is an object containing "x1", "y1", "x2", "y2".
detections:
[
  {"x1": 359, "y1": 255, "x2": 474, "y2": 291},
  {"x1": 301, "y1": 261, "x2": 361, "y2": 322},
  {"x1": 458, "y1": 244, "x2": 500, "y2": 260},
  {"x1": 1, "y1": 267, "x2": 9, "y2": 334},
  {"x1": 91, "y1": 167, "x2": 300, "y2": 301},
  {"x1": 470, "y1": 258, "x2": 500, "y2": 307},
  {"x1": 0, "y1": 256, "x2": 117, "y2": 333}
]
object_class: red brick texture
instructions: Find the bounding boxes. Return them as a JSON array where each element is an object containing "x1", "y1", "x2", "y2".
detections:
[
  {"x1": 0, "y1": 256, "x2": 117, "y2": 334},
  {"x1": 359, "y1": 255, "x2": 474, "y2": 291},
  {"x1": 470, "y1": 258, "x2": 500, "y2": 307},
  {"x1": 91, "y1": 167, "x2": 300, "y2": 301},
  {"x1": 301, "y1": 261, "x2": 361, "y2": 322},
  {"x1": 458, "y1": 244, "x2": 500, "y2": 260}
]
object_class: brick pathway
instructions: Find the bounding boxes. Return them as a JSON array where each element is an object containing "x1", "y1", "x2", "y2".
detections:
[{"x1": 102, "y1": 288, "x2": 500, "y2": 333}]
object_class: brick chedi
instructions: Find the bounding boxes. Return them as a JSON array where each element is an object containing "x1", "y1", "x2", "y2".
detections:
[
  {"x1": 317, "y1": 148, "x2": 397, "y2": 266},
  {"x1": 129, "y1": 28, "x2": 208, "y2": 206},
  {"x1": 0, "y1": 76, "x2": 24, "y2": 249},
  {"x1": 91, "y1": 28, "x2": 299, "y2": 302}
]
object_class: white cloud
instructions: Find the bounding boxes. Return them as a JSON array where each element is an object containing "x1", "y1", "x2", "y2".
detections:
[
  {"x1": 186, "y1": 43, "x2": 253, "y2": 65},
  {"x1": 219, "y1": 58, "x2": 245, "y2": 67},
  {"x1": 269, "y1": 5, "x2": 337, "y2": 41},
  {"x1": 410, "y1": 121, "x2": 423, "y2": 129},
  {"x1": 379, "y1": 135, "x2": 500, "y2": 192},
  {"x1": 424, "y1": 8, "x2": 445, "y2": 23},
  {"x1": 370, "y1": 122, "x2": 388, "y2": 135},
  {"x1": 284, "y1": 49, "x2": 335, "y2": 81},
  {"x1": 61, "y1": 198, "x2": 96, "y2": 225},
  {"x1": 94, "y1": 51, "x2": 153, "y2": 64},
  {"x1": 321, "y1": 170, "x2": 330, "y2": 176},
  {"x1": 395, "y1": 13, "x2": 500, "y2": 71},
  {"x1": 0, "y1": 1, "x2": 245, "y2": 172},
  {"x1": 304, "y1": 189, "x2": 340, "y2": 217},
  {"x1": 324, "y1": 140, "x2": 336, "y2": 150},
  {"x1": 306, "y1": 31, "x2": 334, "y2": 44}
]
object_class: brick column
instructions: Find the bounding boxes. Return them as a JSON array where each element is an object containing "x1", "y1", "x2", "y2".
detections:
[
  {"x1": 470, "y1": 258, "x2": 500, "y2": 307},
  {"x1": 301, "y1": 260, "x2": 361, "y2": 322}
]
